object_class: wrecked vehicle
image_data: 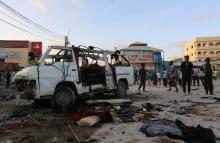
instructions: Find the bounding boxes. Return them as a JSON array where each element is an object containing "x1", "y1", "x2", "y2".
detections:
[{"x1": 12, "y1": 45, "x2": 134, "y2": 108}]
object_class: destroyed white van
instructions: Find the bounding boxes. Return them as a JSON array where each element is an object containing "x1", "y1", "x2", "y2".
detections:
[{"x1": 13, "y1": 46, "x2": 134, "y2": 108}]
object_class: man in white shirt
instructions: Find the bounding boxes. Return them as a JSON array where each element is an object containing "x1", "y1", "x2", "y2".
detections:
[
  {"x1": 162, "y1": 69, "x2": 168, "y2": 87},
  {"x1": 156, "y1": 71, "x2": 161, "y2": 85},
  {"x1": 193, "y1": 67, "x2": 200, "y2": 86}
]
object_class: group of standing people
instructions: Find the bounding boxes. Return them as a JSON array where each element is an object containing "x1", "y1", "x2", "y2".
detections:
[
  {"x1": 180, "y1": 55, "x2": 215, "y2": 95},
  {"x1": 134, "y1": 55, "x2": 216, "y2": 95},
  {"x1": 135, "y1": 64, "x2": 172, "y2": 92},
  {"x1": 168, "y1": 55, "x2": 215, "y2": 95},
  {"x1": 134, "y1": 64, "x2": 160, "y2": 92}
]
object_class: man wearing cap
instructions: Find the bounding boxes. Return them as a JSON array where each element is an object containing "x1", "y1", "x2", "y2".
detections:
[
  {"x1": 181, "y1": 55, "x2": 193, "y2": 94},
  {"x1": 201, "y1": 58, "x2": 215, "y2": 95}
]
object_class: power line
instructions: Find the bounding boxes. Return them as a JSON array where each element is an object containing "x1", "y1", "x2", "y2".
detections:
[
  {"x1": 0, "y1": 0, "x2": 63, "y2": 38},
  {"x1": 0, "y1": 10, "x2": 57, "y2": 39},
  {"x1": 0, "y1": 18, "x2": 63, "y2": 42}
]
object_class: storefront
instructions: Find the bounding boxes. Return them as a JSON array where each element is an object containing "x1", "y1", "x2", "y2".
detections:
[
  {"x1": 0, "y1": 40, "x2": 42, "y2": 67},
  {"x1": 121, "y1": 42, "x2": 163, "y2": 71}
]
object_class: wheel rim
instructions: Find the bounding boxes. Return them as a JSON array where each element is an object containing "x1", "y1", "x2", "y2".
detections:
[
  {"x1": 56, "y1": 90, "x2": 72, "y2": 105},
  {"x1": 118, "y1": 82, "x2": 126, "y2": 96}
]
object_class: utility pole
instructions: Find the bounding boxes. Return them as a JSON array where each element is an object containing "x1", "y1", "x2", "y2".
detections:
[{"x1": 65, "y1": 36, "x2": 69, "y2": 47}]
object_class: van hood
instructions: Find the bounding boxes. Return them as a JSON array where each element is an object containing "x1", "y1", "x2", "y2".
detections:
[{"x1": 13, "y1": 66, "x2": 38, "y2": 81}]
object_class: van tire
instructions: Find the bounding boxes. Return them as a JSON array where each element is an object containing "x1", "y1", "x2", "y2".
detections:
[
  {"x1": 51, "y1": 86, "x2": 75, "y2": 109},
  {"x1": 116, "y1": 81, "x2": 127, "y2": 97}
]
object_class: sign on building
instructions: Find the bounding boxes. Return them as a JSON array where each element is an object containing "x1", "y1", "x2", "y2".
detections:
[{"x1": 31, "y1": 42, "x2": 42, "y2": 57}]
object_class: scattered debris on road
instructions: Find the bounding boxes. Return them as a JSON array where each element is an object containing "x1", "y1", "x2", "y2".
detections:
[
  {"x1": 1, "y1": 80, "x2": 220, "y2": 143},
  {"x1": 140, "y1": 119, "x2": 216, "y2": 143}
]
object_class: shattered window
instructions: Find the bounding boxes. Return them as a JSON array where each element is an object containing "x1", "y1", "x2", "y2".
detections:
[
  {"x1": 44, "y1": 48, "x2": 73, "y2": 65},
  {"x1": 120, "y1": 56, "x2": 130, "y2": 66},
  {"x1": 79, "y1": 52, "x2": 106, "y2": 67},
  {"x1": 113, "y1": 55, "x2": 130, "y2": 67}
]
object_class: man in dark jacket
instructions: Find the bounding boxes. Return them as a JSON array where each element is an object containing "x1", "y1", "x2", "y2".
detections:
[
  {"x1": 181, "y1": 55, "x2": 193, "y2": 94},
  {"x1": 138, "y1": 64, "x2": 147, "y2": 92},
  {"x1": 201, "y1": 58, "x2": 215, "y2": 95},
  {"x1": 5, "y1": 71, "x2": 11, "y2": 88},
  {"x1": 134, "y1": 69, "x2": 139, "y2": 85}
]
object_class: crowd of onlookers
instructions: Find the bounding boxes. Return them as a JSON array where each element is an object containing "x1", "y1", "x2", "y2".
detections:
[{"x1": 134, "y1": 55, "x2": 218, "y2": 95}]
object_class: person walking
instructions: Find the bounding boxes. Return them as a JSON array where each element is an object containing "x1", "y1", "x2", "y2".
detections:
[
  {"x1": 152, "y1": 71, "x2": 158, "y2": 86},
  {"x1": 134, "y1": 69, "x2": 139, "y2": 85},
  {"x1": 181, "y1": 55, "x2": 193, "y2": 94},
  {"x1": 5, "y1": 71, "x2": 11, "y2": 88},
  {"x1": 168, "y1": 62, "x2": 178, "y2": 92},
  {"x1": 193, "y1": 67, "x2": 200, "y2": 86},
  {"x1": 201, "y1": 58, "x2": 215, "y2": 95},
  {"x1": 162, "y1": 69, "x2": 168, "y2": 87},
  {"x1": 146, "y1": 70, "x2": 151, "y2": 86},
  {"x1": 200, "y1": 68, "x2": 204, "y2": 86},
  {"x1": 156, "y1": 71, "x2": 161, "y2": 85},
  {"x1": 138, "y1": 64, "x2": 147, "y2": 92},
  {"x1": 177, "y1": 70, "x2": 183, "y2": 87}
]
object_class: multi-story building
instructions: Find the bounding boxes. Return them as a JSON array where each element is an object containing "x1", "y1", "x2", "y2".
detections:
[
  {"x1": 120, "y1": 42, "x2": 163, "y2": 70},
  {"x1": 185, "y1": 36, "x2": 220, "y2": 61}
]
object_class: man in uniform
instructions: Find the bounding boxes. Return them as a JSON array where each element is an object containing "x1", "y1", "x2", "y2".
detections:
[{"x1": 201, "y1": 58, "x2": 215, "y2": 95}]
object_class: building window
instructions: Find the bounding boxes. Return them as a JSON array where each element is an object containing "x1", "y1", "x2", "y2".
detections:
[
  {"x1": 198, "y1": 51, "x2": 202, "y2": 55},
  {"x1": 204, "y1": 51, "x2": 207, "y2": 55},
  {"x1": 127, "y1": 51, "x2": 131, "y2": 57},
  {"x1": 197, "y1": 43, "x2": 201, "y2": 47},
  {"x1": 208, "y1": 43, "x2": 214, "y2": 47},
  {"x1": 186, "y1": 48, "x2": 188, "y2": 51},
  {"x1": 191, "y1": 46, "x2": 193, "y2": 49},
  {"x1": 203, "y1": 43, "x2": 206, "y2": 47},
  {"x1": 210, "y1": 51, "x2": 215, "y2": 55},
  {"x1": 191, "y1": 53, "x2": 193, "y2": 56},
  {"x1": 215, "y1": 42, "x2": 220, "y2": 47},
  {"x1": 216, "y1": 51, "x2": 220, "y2": 55}
]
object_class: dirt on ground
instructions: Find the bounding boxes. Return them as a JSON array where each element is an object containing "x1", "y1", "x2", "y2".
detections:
[{"x1": 0, "y1": 80, "x2": 220, "y2": 143}]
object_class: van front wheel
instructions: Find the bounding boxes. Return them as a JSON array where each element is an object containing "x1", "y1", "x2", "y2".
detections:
[
  {"x1": 52, "y1": 86, "x2": 75, "y2": 109},
  {"x1": 116, "y1": 81, "x2": 127, "y2": 97}
]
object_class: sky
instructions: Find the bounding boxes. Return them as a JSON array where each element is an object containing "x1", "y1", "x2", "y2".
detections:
[{"x1": 0, "y1": 0, "x2": 220, "y2": 58}]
